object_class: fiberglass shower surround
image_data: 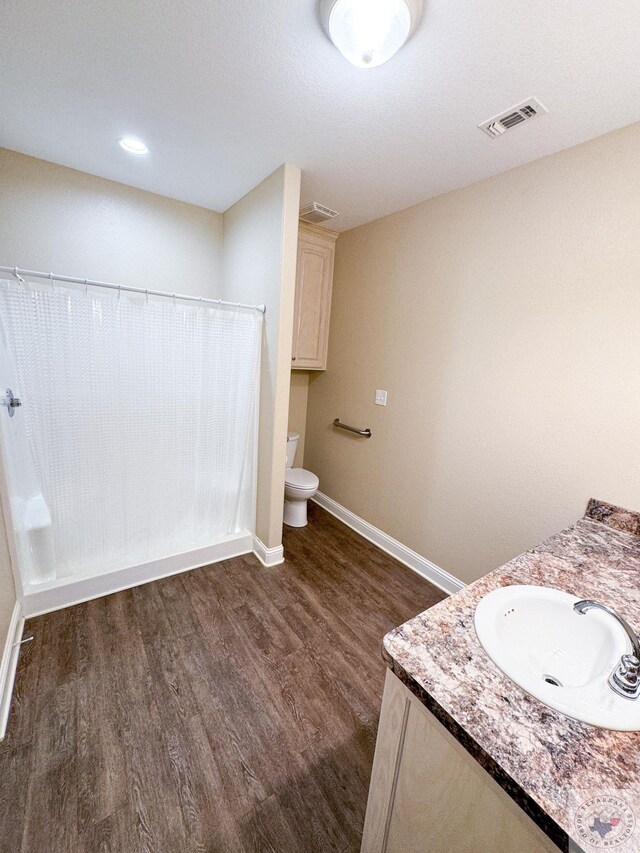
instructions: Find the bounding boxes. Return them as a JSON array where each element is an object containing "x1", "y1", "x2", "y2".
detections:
[{"x1": 0, "y1": 274, "x2": 262, "y2": 591}]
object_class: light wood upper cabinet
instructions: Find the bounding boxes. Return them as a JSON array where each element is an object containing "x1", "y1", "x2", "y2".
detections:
[{"x1": 291, "y1": 222, "x2": 338, "y2": 370}]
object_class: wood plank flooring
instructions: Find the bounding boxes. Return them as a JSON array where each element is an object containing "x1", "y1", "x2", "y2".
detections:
[{"x1": 0, "y1": 504, "x2": 445, "y2": 852}]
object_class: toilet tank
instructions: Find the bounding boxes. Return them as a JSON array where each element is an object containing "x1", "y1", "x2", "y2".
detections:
[{"x1": 286, "y1": 432, "x2": 299, "y2": 468}]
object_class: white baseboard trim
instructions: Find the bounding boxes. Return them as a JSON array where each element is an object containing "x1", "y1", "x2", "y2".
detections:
[
  {"x1": 21, "y1": 532, "x2": 253, "y2": 618},
  {"x1": 0, "y1": 601, "x2": 24, "y2": 739},
  {"x1": 252, "y1": 536, "x2": 285, "y2": 567},
  {"x1": 311, "y1": 492, "x2": 465, "y2": 596}
]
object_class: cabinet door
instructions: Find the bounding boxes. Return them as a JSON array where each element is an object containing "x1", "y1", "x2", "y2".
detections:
[
  {"x1": 292, "y1": 228, "x2": 335, "y2": 370},
  {"x1": 362, "y1": 670, "x2": 561, "y2": 853}
]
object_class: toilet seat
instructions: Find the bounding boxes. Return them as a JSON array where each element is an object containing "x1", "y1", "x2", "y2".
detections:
[{"x1": 285, "y1": 468, "x2": 319, "y2": 490}]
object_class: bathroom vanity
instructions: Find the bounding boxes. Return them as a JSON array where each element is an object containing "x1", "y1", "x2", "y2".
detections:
[{"x1": 362, "y1": 499, "x2": 640, "y2": 853}]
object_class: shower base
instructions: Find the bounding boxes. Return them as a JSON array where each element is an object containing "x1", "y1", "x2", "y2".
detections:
[{"x1": 20, "y1": 530, "x2": 253, "y2": 617}]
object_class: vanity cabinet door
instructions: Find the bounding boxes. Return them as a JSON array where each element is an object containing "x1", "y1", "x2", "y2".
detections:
[
  {"x1": 362, "y1": 670, "x2": 561, "y2": 853},
  {"x1": 291, "y1": 223, "x2": 337, "y2": 370}
]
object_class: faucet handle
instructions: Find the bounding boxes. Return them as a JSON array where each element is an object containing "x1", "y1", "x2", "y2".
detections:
[
  {"x1": 621, "y1": 654, "x2": 640, "y2": 678},
  {"x1": 611, "y1": 654, "x2": 640, "y2": 699}
]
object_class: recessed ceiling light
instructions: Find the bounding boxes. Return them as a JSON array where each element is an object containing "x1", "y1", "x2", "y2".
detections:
[
  {"x1": 118, "y1": 137, "x2": 149, "y2": 155},
  {"x1": 321, "y1": 0, "x2": 423, "y2": 68}
]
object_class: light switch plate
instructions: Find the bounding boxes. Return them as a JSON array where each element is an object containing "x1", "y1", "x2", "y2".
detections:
[{"x1": 375, "y1": 389, "x2": 388, "y2": 406}]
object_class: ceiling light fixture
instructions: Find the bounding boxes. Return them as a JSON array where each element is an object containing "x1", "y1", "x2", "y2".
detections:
[
  {"x1": 118, "y1": 137, "x2": 149, "y2": 155},
  {"x1": 321, "y1": 0, "x2": 423, "y2": 68}
]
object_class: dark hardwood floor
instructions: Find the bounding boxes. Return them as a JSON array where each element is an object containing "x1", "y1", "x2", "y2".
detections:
[{"x1": 0, "y1": 504, "x2": 445, "y2": 852}]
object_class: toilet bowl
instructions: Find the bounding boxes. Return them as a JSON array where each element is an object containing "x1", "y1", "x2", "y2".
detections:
[{"x1": 284, "y1": 432, "x2": 319, "y2": 527}]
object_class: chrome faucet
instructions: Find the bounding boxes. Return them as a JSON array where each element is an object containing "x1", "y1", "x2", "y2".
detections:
[{"x1": 574, "y1": 599, "x2": 640, "y2": 700}]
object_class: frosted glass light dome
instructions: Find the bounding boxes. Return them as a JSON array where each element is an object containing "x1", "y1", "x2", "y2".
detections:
[
  {"x1": 322, "y1": 0, "x2": 422, "y2": 68},
  {"x1": 118, "y1": 137, "x2": 149, "y2": 155}
]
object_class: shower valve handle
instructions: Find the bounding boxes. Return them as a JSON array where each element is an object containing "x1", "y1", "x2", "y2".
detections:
[{"x1": 2, "y1": 388, "x2": 21, "y2": 417}]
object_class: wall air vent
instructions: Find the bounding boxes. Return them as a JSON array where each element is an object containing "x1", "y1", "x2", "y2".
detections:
[
  {"x1": 479, "y1": 98, "x2": 548, "y2": 139},
  {"x1": 299, "y1": 202, "x2": 340, "y2": 224}
]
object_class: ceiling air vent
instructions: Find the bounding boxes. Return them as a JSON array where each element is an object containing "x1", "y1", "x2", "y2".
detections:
[
  {"x1": 300, "y1": 202, "x2": 339, "y2": 224},
  {"x1": 479, "y1": 98, "x2": 548, "y2": 139}
]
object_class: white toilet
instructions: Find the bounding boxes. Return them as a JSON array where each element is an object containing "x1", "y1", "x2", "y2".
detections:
[{"x1": 284, "y1": 432, "x2": 319, "y2": 527}]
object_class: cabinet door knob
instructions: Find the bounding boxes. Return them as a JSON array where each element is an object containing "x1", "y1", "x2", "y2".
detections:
[{"x1": 291, "y1": 356, "x2": 296, "y2": 361}]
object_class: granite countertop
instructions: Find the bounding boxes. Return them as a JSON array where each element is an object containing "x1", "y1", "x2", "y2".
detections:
[{"x1": 383, "y1": 499, "x2": 640, "y2": 853}]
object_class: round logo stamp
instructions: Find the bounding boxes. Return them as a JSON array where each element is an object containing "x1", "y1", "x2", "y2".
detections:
[{"x1": 574, "y1": 794, "x2": 635, "y2": 848}]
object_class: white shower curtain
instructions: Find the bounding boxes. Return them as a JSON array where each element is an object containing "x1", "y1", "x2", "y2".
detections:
[{"x1": 0, "y1": 278, "x2": 262, "y2": 583}]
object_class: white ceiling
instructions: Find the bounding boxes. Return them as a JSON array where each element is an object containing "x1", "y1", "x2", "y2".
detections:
[{"x1": 2, "y1": 0, "x2": 640, "y2": 231}]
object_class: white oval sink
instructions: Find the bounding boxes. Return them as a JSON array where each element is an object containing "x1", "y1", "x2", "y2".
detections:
[{"x1": 474, "y1": 585, "x2": 640, "y2": 730}]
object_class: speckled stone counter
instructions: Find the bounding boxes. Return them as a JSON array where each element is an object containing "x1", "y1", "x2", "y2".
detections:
[{"x1": 383, "y1": 499, "x2": 640, "y2": 853}]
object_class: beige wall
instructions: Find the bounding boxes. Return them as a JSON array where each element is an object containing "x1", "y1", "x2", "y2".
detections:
[
  {"x1": 305, "y1": 121, "x2": 640, "y2": 585},
  {"x1": 223, "y1": 165, "x2": 301, "y2": 550},
  {"x1": 0, "y1": 148, "x2": 223, "y2": 295},
  {"x1": 288, "y1": 372, "x2": 310, "y2": 466},
  {"x1": 0, "y1": 148, "x2": 224, "y2": 641}
]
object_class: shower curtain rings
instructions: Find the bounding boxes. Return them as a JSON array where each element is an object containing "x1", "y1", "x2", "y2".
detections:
[
  {"x1": 84, "y1": 278, "x2": 89, "y2": 296},
  {"x1": 12, "y1": 268, "x2": 24, "y2": 284},
  {"x1": 49, "y1": 272, "x2": 56, "y2": 291}
]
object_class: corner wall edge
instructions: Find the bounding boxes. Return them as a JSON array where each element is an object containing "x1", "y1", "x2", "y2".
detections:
[{"x1": 252, "y1": 536, "x2": 285, "y2": 567}]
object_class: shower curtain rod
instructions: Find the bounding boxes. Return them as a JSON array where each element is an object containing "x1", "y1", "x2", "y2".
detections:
[{"x1": 0, "y1": 266, "x2": 266, "y2": 314}]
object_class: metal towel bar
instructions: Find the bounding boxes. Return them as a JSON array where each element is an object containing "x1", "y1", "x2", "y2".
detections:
[{"x1": 333, "y1": 418, "x2": 372, "y2": 438}]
